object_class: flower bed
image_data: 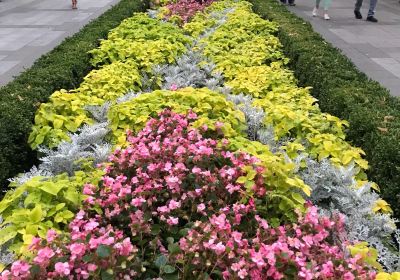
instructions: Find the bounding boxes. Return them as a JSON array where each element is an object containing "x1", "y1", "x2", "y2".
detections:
[{"x1": 0, "y1": 0, "x2": 399, "y2": 278}]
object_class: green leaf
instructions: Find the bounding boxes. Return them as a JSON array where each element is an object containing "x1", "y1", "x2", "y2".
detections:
[
  {"x1": 291, "y1": 192, "x2": 305, "y2": 204},
  {"x1": 163, "y1": 265, "x2": 176, "y2": 274},
  {"x1": 0, "y1": 226, "x2": 18, "y2": 245},
  {"x1": 101, "y1": 269, "x2": 114, "y2": 280},
  {"x1": 29, "y1": 205, "x2": 43, "y2": 223},
  {"x1": 167, "y1": 243, "x2": 181, "y2": 255},
  {"x1": 151, "y1": 224, "x2": 161, "y2": 235},
  {"x1": 154, "y1": 254, "x2": 167, "y2": 268},
  {"x1": 166, "y1": 237, "x2": 174, "y2": 244},
  {"x1": 96, "y1": 245, "x2": 111, "y2": 258},
  {"x1": 39, "y1": 182, "x2": 64, "y2": 196}
]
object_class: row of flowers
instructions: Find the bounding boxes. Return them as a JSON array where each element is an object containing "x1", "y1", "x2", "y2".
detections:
[{"x1": 0, "y1": 0, "x2": 399, "y2": 279}]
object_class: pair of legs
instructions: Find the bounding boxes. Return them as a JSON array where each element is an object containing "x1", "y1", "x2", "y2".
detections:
[
  {"x1": 354, "y1": 0, "x2": 377, "y2": 18},
  {"x1": 72, "y1": 0, "x2": 77, "y2": 9},
  {"x1": 313, "y1": 0, "x2": 331, "y2": 19},
  {"x1": 280, "y1": 0, "x2": 296, "y2": 6}
]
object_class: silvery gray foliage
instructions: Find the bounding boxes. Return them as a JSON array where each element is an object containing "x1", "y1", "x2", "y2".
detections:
[
  {"x1": 156, "y1": 48, "x2": 224, "y2": 91},
  {"x1": 37, "y1": 122, "x2": 111, "y2": 176},
  {"x1": 0, "y1": 217, "x2": 14, "y2": 266},
  {"x1": 225, "y1": 93, "x2": 265, "y2": 140},
  {"x1": 86, "y1": 102, "x2": 111, "y2": 123},
  {"x1": 116, "y1": 90, "x2": 144, "y2": 104},
  {"x1": 8, "y1": 166, "x2": 52, "y2": 186},
  {"x1": 298, "y1": 157, "x2": 400, "y2": 271}
]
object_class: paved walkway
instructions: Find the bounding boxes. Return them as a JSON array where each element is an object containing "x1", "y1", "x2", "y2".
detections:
[
  {"x1": 0, "y1": 0, "x2": 120, "y2": 86},
  {"x1": 287, "y1": 0, "x2": 400, "y2": 97}
]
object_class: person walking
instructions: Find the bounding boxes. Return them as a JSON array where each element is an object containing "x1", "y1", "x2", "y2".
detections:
[
  {"x1": 72, "y1": 0, "x2": 77, "y2": 9},
  {"x1": 280, "y1": 0, "x2": 296, "y2": 6},
  {"x1": 312, "y1": 0, "x2": 331, "y2": 20},
  {"x1": 354, "y1": 0, "x2": 378, "y2": 22}
]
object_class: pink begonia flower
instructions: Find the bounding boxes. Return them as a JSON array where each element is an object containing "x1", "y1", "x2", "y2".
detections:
[
  {"x1": 34, "y1": 247, "x2": 55, "y2": 264},
  {"x1": 82, "y1": 184, "x2": 94, "y2": 195},
  {"x1": 168, "y1": 200, "x2": 181, "y2": 210},
  {"x1": 54, "y1": 262, "x2": 71, "y2": 276},
  {"x1": 197, "y1": 203, "x2": 206, "y2": 212},
  {"x1": 170, "y1": 84, "x2": 178, "y2": 91},
  {"x1": 69, "y1": 243, "x2": 86, "y2": 256},
  {"x1": 131, "y1": 197, "x2": 146, "y2": 207},
  {"x1": 10, "y1": 261, "x2": 30, "y2": 277},
  {"x1": 116, "y1": 238, "x2": 134, "y2": 256},
  {"x1": 87, "y1": 264, "x2": 97, "y2": 272},
  {"x1": 343, "y1": 272, "x2": 355, "y2": 280},
  {"x1": 46, "y1": 229, "x2": 57, "y2": 243},
  {"x1": 214, "y1": 242, "x2": 226, "y2": 254},
  {"x1": 30, "y1": 236, "x2": 41, "y2": 249},
  {"x1": 238, "y1": 269, "x2": 248, "y2": 279},
  {"x1": 167, "y1": 216, "x2": 179, "y2": 225}
]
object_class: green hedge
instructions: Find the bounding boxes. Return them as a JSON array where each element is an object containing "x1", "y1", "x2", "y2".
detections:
[
  {"x1": 0, "y1": 0, "x2": 148, "y2": 189},
  {"x1": 249, "y1": 0, "x2": 400, "y2": 219}
]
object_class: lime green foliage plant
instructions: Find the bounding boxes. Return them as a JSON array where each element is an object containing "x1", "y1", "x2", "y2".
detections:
[
  {"x1": 226, "y1": 63, "x2": 296, "y2": 97},
  {"x1": 89, "y1": 13, "x2": 191, "y2": 69},
  {"x1": 189, "y1": 2, "x2": 285, "y2": 79},
  {"x1": 0, "y1": 169, "x2": 103, "y2": 255},
  {"x1": 29, "y1": 13, "x2": 191, "y2": 149},
  {"x1": 108, "y1": 87, "x2": 246, "y2": 145},
  {"x1": 252, "y1": 86, "x2": 369, "y2": 170}
]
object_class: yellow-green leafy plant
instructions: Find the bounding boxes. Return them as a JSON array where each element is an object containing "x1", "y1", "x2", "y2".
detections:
[
  {"x1": 226, "y1": 63, "x2": 296, "y2": 97},
  {"x1": 0, "y1": 169, "x2": 103, "y2": 255},
  {"x1": 89, "y1": 13, "x2": 191, "y2": 68},
  {"x1": 29, "y1": 90, "x2": 102, "y2": 149},
  {"x1": 252, "y1": 86, "x2": 368, "y2": 170},
  {"x1": 107, "y1": 87, "x2": 246, "y2": 145},
  {"x1": 228, "y1": 136, "x2": 310, "y2": 225}
]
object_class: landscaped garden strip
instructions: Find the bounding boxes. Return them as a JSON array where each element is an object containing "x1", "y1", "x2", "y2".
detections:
[
  {"x1": 0, "y1": 0, "x2": 149, "y2": 189},
  {"x1": 0, "y1": 0, "x2": 399, "y2": 278},
  {"x1": 249, "y1": 0, "x2": 400, "y2": 221}
]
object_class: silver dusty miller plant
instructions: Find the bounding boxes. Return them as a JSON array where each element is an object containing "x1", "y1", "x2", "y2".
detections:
[
  {"x1": 37, "y1": 122, "x2": 111, "y2": 176},
  {"x1": 297, "y1": 157, "x2": 400, "y2": 271}
]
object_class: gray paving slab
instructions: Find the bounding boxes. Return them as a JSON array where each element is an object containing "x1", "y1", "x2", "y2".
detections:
[
  {"x1": 285, "y1": 0, "x2": 400, "y2": 96},
  {"x1": 0, "y1": 0, "x2": 121, "y2": 87}
]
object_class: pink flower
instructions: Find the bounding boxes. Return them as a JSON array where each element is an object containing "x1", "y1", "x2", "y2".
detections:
[
  {"x1": 54, "y1": 262, "x2": 71, "y2": 276},
  {"x1": 170, "y1": 84, "x2": 178, "y2": 91},
  {"x1": 343, "y1": 272, "x2": 355, "y2": 280},
  {"x1": 167, "y1": 216, "x2": 179, "y2": 225},
  {"x1": 168, "y1": 200, "x2": 181, "y2": 210},
  {"x1": 214, "y1": 242, "x2": 226, "y2": 254},
  {"x1": 46, "y1": 229, "x2": 57, "y2": 243},
  {"x1": 34, "y1": 247, "x2": 55, "y2": 264},
  {"x1": 69, "y1": 243, "x2": 86, "y2": 256},
  {"x1": 238, "y1": 269, "x2": 248, "y2": 279},
  {"x1": 10, "y1": 261, "x2": 30, "y2": 277},
  {"x1": 197, "y1": 203, "x2": 206, "y2": 212},
  {"x1": 131, "y1": 197, "x2": 146, "y2": 207},
  {"x1": 87, "y1": 264, "x2": 97, "y2": 272}
]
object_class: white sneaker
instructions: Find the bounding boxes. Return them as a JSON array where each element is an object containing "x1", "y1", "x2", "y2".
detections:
[
  {"x1": 312, "y1": 7, "x2": 318, "y2": 17},
  {"x1": 324, "y1": 13, "x2": 330, "y2": 20}
]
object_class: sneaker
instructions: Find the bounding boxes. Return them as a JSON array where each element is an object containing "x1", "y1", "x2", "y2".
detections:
[
  {"x1": 312, "y1": 7, "x2": 318, "y2": 17},
  {"x1": 289, "y1": 2, "x2": 296, "y2": 6},
  {"x1": 324, "y1": 13, "x2": 330, "y2": 20},
  {"x1": 354, "y1": 10, "x2": 362, "y2": 19},
  {"x1": 366, "y1": 16, "x2": 378, "y2": 22}
]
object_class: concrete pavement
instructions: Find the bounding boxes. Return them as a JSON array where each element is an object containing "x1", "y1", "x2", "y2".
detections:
[
  {"x1": 286, "y1": 0, "x2": 400, "y2": 96},
  {"x1": 0, "y1": 0, "x2": 120, "y2": 86}
]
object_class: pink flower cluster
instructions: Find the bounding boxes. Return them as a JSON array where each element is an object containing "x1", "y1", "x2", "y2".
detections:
[
  {"x1": 177, "y1": 205, "x2": 376, "y2": 279},
  {"x1": 1, "y1": 212, "x2": 137, "y2": 280},
  {"x1": 166, "y1": 0, "x2": 214, "y2": 23},
  {"x1": 1, "y1": 110, "x2": 377, "y2": 279}
]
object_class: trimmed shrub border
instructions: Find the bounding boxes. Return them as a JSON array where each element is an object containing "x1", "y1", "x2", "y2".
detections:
[
  {"x1": 0, "y1": 0, "x2": 149, "y2": 189},
  {"x1": 249, "y1": 0, "x2": 400, "y2": 220}
]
